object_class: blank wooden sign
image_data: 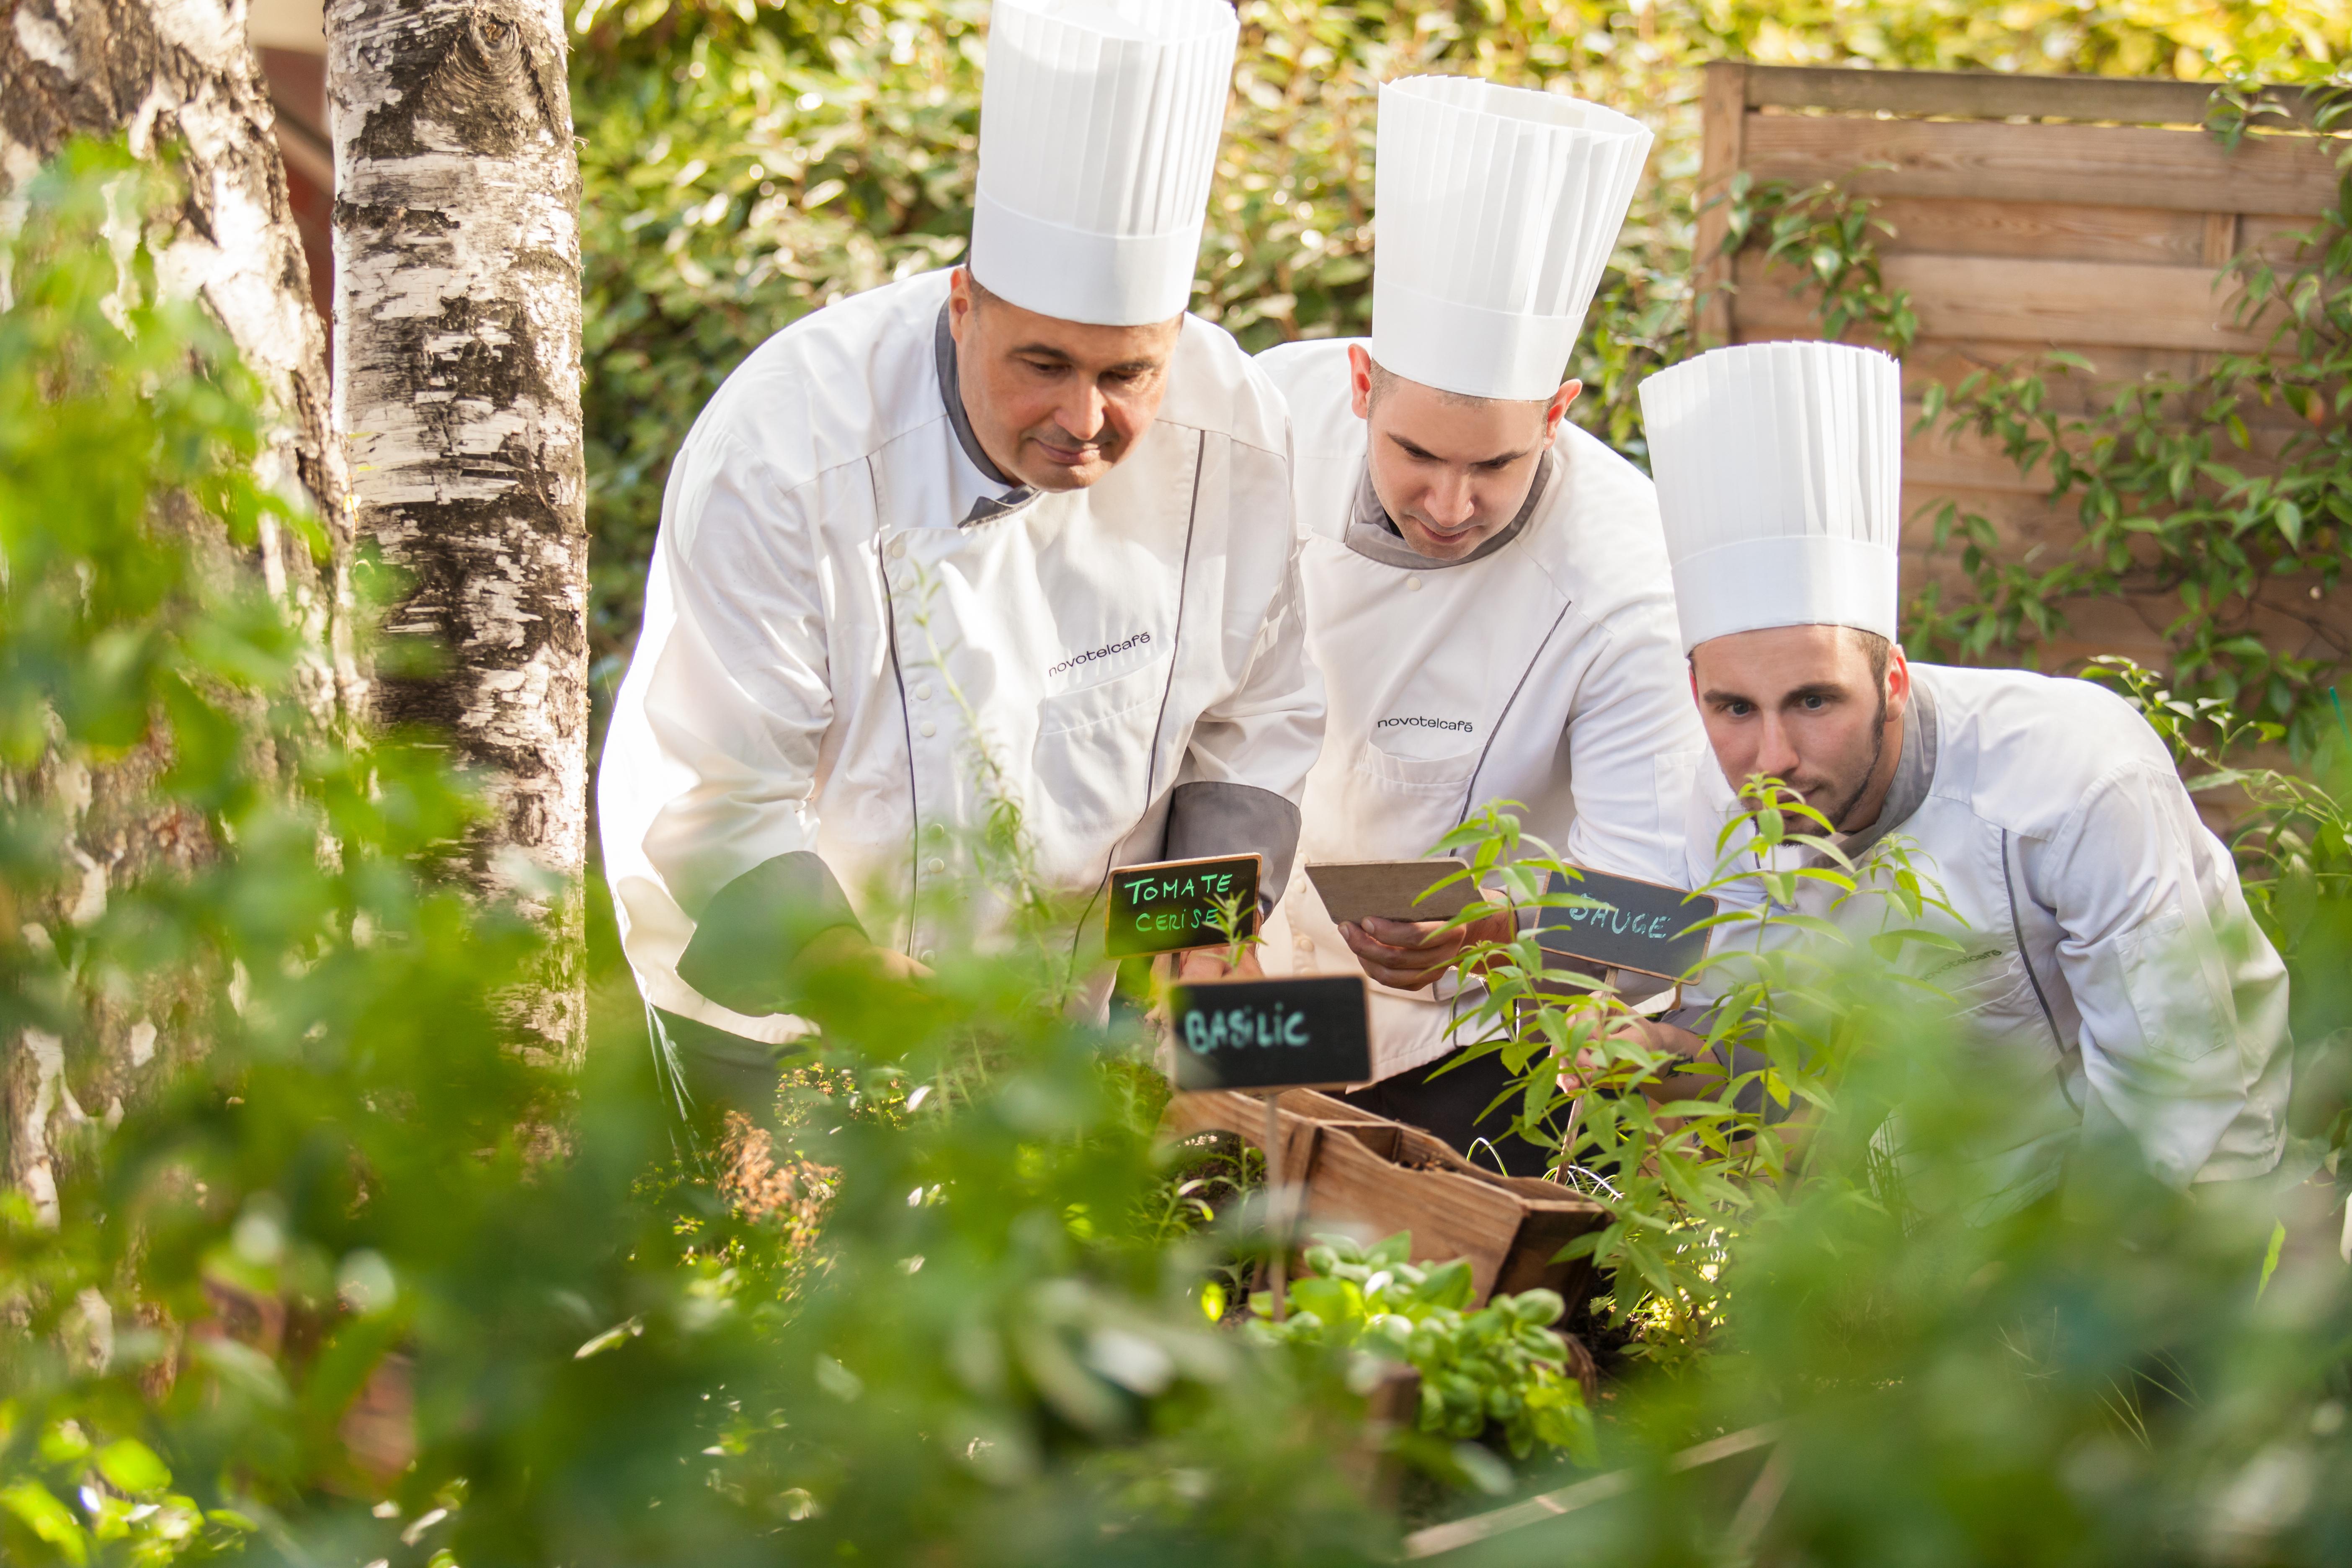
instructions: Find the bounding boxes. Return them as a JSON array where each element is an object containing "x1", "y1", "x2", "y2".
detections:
[
  {"x1": 1304, "y1": 859, "x2": 1483, "y2": 926},
  {"x1": 1535, "y1": 868, "x2": 1717, "y2": 981},
  {"x1": 1168, "y1": 974, "x2": 1372, "y2": 1092},
  {"x1": 1105, "y1": 853, "x2": 1262, "y2": 959}
]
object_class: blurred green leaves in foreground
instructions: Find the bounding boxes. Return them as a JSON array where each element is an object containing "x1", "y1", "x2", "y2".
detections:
[{"x1": 9, "y1": 142, "x2": 2352, "y2": 1566}]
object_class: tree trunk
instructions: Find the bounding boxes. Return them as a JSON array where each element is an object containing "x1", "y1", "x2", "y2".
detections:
[
  {"x1": 0, "y1": 0, "x2": 355, "y2": 1207},
  {"x1": 325, "y1": 0, "x2": 588, "y2": 1065}
]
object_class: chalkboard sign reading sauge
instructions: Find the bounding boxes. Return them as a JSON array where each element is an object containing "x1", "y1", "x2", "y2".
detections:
[
  {"x1": 1168, "y1": 975, "x2": 1372, "y2": 1092},
  {"x1": 1535, "y1": 868, "x2": 1718, "y2": 981},
  {"x1": 1105, "y1": 852, "x2": 1262, "y2": 959}
]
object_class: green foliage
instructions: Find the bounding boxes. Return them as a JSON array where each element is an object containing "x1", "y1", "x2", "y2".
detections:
[
  {"x1": 1, "y1": 143, "x2": 1397, "y2": 1567},
  {"x1": 1504, "y1": 1041, "x2": 2352, "y2": 1566},
  {"x1": 1720, "y1": 170, "x2": 1922, "y2": 351},
  {"x1": 1250, "y1": 1232, "x2": 1597, "y2": 1467},
  {"x1": 1417, "y1": 786, "x2": 1958, "y2": 1365}
]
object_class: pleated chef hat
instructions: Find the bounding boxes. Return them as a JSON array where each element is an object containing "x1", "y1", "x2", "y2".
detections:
[
  {"x1": 1371, "y1": 77, "x2": 1653, "y2": 401},
  {"x1": 969, "y1": 0, "x2": 1238, "y2": 326},
  {"x1": 1639, "y1": 341, "x2": 1904, "y2": 652}
]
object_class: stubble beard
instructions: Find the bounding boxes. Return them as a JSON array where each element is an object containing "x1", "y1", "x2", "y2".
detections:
[{"x1": 1818, "y1": 682, "x2": 1892, "y2": 833}]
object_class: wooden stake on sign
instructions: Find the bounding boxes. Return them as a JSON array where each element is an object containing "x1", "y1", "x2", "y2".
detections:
[{"x1": 1262, "y1": 1089, "x2": 1287, "y2": 1323}]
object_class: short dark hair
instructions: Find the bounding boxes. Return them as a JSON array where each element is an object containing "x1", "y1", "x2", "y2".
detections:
[
  {"x1": 1847, "y1": 627, "x2": 1892, "y2": 688},
  {"x1": 1364, "y1": 353, "x2": 1531, "y2": 413},
  {"x1": 963, "y1": 268, "x2": 1000, "y2": 310},
  {"x1": 1683, "y1": 626, "x2": 1894, "y2": 686}
]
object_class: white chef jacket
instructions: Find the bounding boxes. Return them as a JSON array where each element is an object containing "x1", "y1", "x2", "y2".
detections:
[
  {"x1": 599, "y1": 270, "x2": 1325, "y2": 1042},
  {"x1": 1681, "y1": 662, "x2": 2290, "y2": 1213},
  {"x1": 1251, "y1": 339, "x2": 1707, "y2": 1081}
]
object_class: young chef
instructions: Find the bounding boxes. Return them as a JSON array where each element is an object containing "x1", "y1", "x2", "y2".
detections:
[
  {"x1": 599, "y1": 0, "x2": 1324, "y2": 1118},
  {"x1": 1253, "y1": 78, "x2": 1705, "y2": 1173},
  {"x1": 1635, "y1": 339, "x2": 2290, "y2": 1215}
]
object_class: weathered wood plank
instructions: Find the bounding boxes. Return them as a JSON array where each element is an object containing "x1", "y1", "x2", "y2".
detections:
[
  {"x1": 2240, "y1": 212, "x2": 2340, "y2": 268},
  {"x1": 1732, "y1": 251, "x2": 2271, "y2": 352},
  {"x1": 1696, "y1": 60, "x2": 1749, "y2": 348},
  {"x1": 1867, "y1": 196, "x2": 2210, "y2": 265},
  {"x1": 1741, "y1": 64, "x2": 2216, "y2": 125},
  {"x1": 1742, "y1": 113, "x2": 2341, "y2": 217}
]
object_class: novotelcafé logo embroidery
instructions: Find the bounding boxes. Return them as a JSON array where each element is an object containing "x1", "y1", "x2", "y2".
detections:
[
  {"x1": 1047, "y1": 631, "x2": 1151, "y2": 679},
  {"x1": 1375, "y1": 715, "x2": 1474, "y2": 733}
]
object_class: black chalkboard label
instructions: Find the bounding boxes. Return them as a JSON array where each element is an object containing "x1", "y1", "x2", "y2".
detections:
[
  {"x1": 1106, "y1": 853, "x2": 1262, "y2": 959},
  {"x1": 1168, "y1": 975, "x2": 1372, "y2": 1092},
  {"x1": 1535, "y1": 868, "x2": 1717, "y2": 981}
]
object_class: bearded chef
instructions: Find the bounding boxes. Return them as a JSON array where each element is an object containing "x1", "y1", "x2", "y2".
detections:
[
  {"x1": 1252, "y1": 78, "x2": 1705, "y2": 1174},
  {"x1": 1631, "y1": 339, "x2": 2290, "y2": 1215},
  {"x1": 598, "y1": 0, "x2": 1323, "y2": 1120}
]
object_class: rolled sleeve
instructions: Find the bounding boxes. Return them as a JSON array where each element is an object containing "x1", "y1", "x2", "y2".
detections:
[{"x1": 2027, "y1": 762, "x2": 2289, "y2": 1186}]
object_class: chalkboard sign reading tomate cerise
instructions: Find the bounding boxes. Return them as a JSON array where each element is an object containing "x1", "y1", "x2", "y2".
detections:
[
  {"x1": 1535, "y1": 868, "x2": 1718, "y2": 981},
  {"x1": 1105, "y1": 853, "x2": 1262, "y2": 959},
  {"x1": 1168, "y1": 974, "x2": 1372, "y2": 1092}
]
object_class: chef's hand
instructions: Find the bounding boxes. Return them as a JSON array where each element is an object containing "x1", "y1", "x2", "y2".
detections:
[
  {"x1": 790, "y1": 924, "x2": 933, "y2": 986},
  {"x1": 1563, "y1": 1017, "x2": 1707, "y2": 1099},
  {"x1": 1171, "y1": 944, "x2": 1265, "y2": 983},
  {"x1": 1338, "y1": 908, "x2": 1517, "y2": 992}
]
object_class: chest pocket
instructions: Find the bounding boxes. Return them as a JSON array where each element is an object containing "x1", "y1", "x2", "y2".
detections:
[
  {"x1": 1032, "y1": 660, "x2": 1171, "y2": 833},
  {"x1": 1352, "y1": 740, "x2": 1479, "y2": 797}
]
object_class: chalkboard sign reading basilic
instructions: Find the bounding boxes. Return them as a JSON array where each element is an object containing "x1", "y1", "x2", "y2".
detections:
[
  {"x1": 1168, "y1": 975, "x2": 1372, "y2": 1093},
  {"x1": 1105, "y1": 852, "x2": 1262, "y2": 959},
  {"x1": 1535, "y1": 868, "x2": 1717, "y2": 981}
]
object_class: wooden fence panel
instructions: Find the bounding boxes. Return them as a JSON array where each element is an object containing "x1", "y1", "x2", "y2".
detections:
[{"x1": 1700, "y1": 59, "x2": 2347, "y2": 706}]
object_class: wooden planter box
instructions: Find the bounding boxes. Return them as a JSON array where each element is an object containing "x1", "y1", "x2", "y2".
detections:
[{"x1": 1163, "y1": 1088, "x2": 1609, "y2": 1310}]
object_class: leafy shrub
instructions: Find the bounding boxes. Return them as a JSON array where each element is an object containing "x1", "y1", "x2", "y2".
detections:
[
  {"x1": 0, "y1": 142, "x2": 1398, "y2": 1567},
  {"x1": 1249, "y1": 1231, "x2": 1597, "y2": 1466}
]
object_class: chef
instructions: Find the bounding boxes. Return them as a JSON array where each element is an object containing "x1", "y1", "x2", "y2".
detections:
[
  {"x1": 1634, "y1": 339, "x2": 2290, "y2": 1215},
  {"x1": 598, "y1": 0, "x2": 1323, "y2": 1121},
  {"x1": 1253, "y1": 77, "x2": 1705, "y2": 1174}
]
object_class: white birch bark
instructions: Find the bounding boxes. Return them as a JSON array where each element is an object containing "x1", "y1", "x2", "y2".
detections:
[
  {"x1": 326, "y1": 0, "x2": 588, "y2": 1063},
  {"x1": 0, "y1": 0, "x2": 355, "y2": 1199}
]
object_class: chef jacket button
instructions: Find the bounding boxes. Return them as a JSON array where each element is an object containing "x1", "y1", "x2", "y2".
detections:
[
  {"x1": 1294, "y1": 935, "x2": 1313, "y2": 951},
  {"x1": 926, "y1": 857, "x2": 946, "y2": 875},
  {"x1": 914, "y1": 684, "x2": 933, "y2": 701},
  {"x1": 1406, "y1": 576, "x2": 1423, "y2": 591},
  {"x1": 918, "y1": 948, "x2": 935, "y2": 964},
  {"x1": 919, "y1": 721, "x2": 937, "y2": 738},
  {"x1": 888, "y1": 537, "x2": 908, "y2": 560}
]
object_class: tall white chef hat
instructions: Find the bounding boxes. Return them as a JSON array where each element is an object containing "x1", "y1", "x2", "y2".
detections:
[
  {"x1": 1371, "y1": 77, "x2": 1653, "y2": 402},
  {"x1": 968, "y1": 0, "x2": 1238, "y2": 327},
  {"x1": 1639, "y1": 341, "x2": 1904, "y2": 652}
]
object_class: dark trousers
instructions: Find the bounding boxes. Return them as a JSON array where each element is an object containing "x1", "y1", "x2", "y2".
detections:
[
  {"x1": 1342, "y1": 1046, "x2": 1559, "y2": 1179},
  {"x1": 647, "y1": 1006, "x2": 806, "y2": 1144}
]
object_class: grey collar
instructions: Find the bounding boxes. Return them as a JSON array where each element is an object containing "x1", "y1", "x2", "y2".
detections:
[
  {"x1": 1341, "y1": 446, "x2": 1556, "y2": 571},
  {"x1": 1836, "y1": 669, "x2": 1939, "y2": 864},
  {"x1": 934, "y1": 302, "x2": 1034, "y2": 525}
]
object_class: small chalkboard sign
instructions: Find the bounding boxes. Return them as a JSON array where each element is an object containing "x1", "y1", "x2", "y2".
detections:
[
  {"x1": 1105, "y1": 852, "x2": 1262, "y2": 959},
  {"x1": 1535, "y1": 868, "x2": 1717, "y2": 981},
  {"x1": 1168, "y1": 974, "x2": 1372, "y2": 1092},
  {"x1": 1304, "y1": 859, "x2": 1483, "y2": 926}
]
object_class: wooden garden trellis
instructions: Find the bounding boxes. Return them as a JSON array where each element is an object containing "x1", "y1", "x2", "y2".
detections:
[{"x1": 1696, "y1": 62, "x2": 2345, "y2": 676}]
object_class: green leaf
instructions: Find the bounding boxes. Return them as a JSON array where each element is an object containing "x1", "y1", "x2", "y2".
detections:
[
  {"x1": 0, "y1": 1481, "x2": 87, "y2": 1566},
  {"x1": 94, "y1": 1439, "x2": 170, "y2": 1496}
]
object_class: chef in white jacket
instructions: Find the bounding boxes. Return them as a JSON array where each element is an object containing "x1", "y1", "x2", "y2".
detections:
[
  {"x1": 1254, "y1": 78, "x2": 1705, "y2": 1173},
  {"x1": 599, "y1": 0, "x2": 1323, "y2": 1119},
  {"x1": 1635, "y1": 340, "x2": 2290, "y2": 1215}
]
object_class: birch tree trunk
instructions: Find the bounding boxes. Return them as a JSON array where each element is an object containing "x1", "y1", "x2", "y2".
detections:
[
  {"x1": 325, "y1": 0, "x2": 588, "y2": 1065},
  {"x1": 0, "y1": 0, "x2": 354, "y2": 1207}
]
